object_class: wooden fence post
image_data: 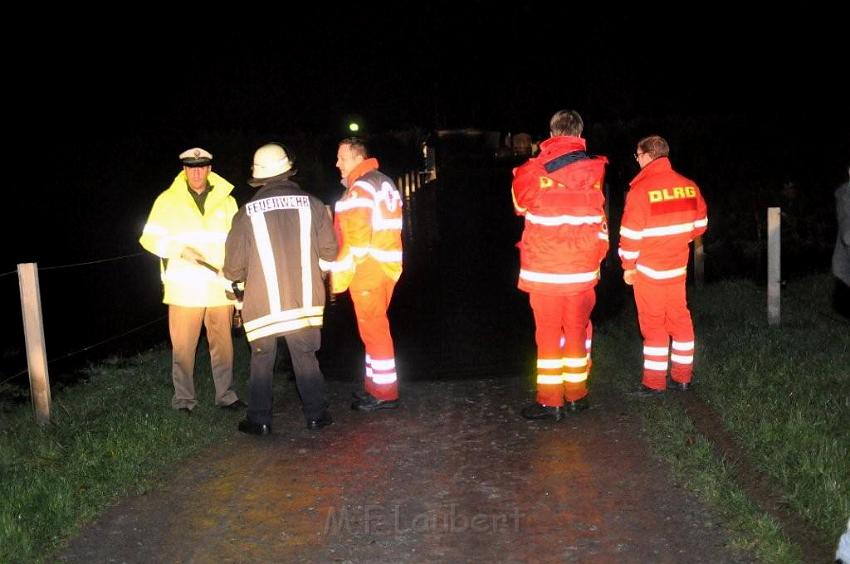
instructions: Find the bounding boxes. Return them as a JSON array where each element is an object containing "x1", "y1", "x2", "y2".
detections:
[
  {"x1": 693, "y1": 236, "x2": 704, "y2": 287},
  {"x1": 17, "y1": 262, "x2": 52, "y2": 424},
  {"x1": 767, "y1": 207, "x2": 781, "y2": 326}
]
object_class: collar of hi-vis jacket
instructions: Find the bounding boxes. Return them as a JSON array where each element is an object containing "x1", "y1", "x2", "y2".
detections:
[
  {"x1": 168, "y1": 170, "x2": 234, "y2": 208},
  {"x1": 630, "y1": 156, "x2": 673, "y2": 187},
  {"x1": 345, "y1": 158, "x2": 380, "y2": 188},
  {"x1": 538, "y1": 135, "x2": 587, "y2": 160}
]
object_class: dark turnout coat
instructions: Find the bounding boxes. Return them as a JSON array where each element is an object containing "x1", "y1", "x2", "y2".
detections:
[{"x1": 223, "y1": 178, "x2": 338, "y2": 342}]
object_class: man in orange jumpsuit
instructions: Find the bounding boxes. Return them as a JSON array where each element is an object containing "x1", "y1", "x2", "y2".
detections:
[
  {"x1": 332, "y1": 137, "x2": 403, "y2": 412},
  {"x1": 619, "y1": 135, "x2": 708, "y2": 395},
  {"x1": 512, "y1": 110, "x2": 609, "y2": 421}
]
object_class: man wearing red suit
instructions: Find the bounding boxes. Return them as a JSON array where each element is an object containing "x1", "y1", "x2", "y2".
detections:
[
  {"x1": 619, "y1": 135, "x2": 708, "y2": 395},
  {"x1": 511, "y1": 110, "x2": 609, "y2": 421}
]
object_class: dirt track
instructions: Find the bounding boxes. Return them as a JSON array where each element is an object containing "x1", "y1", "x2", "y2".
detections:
[{"x1": 60, "y1": 378, "x2": 750, "y2": 563}]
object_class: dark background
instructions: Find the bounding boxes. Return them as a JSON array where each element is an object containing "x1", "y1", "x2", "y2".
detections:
[
  {"x1": 5, "y1": 9, "x2": 848, "y2": 268},
  {"x1": 2, "y1": 8, "x2": 848, "y2": 387}
]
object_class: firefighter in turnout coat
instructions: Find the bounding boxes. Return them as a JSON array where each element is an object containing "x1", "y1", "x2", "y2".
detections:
[
  {"x1": 512, "y1": 110, "x2": 609, "y2": 421},
  {"x1": 619, "y1": 135, "x2": 708, "y2": 395},
  {"x1": 224, "y1": 144, "x2": 338, "y2": 435}
]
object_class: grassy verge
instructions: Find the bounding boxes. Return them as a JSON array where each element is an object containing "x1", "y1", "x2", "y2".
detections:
[
  {"x1": 594, "y1": 273, "x2": 849, "y2": 562},
  {"x1": 0, "y1": 338, "x2": 252, "y2": 563},
  {"x1": 2, "y1": 275, "x2": 846, "y2": 562}
]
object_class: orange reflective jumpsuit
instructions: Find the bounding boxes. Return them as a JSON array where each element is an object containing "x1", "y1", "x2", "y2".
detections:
[
  {"x1": 619, "y1": 157, "x2": 708, "y2": 390},
  {"x1": 512, "y1": 136, "x2": 609, "y2": 407},
  {"x1": 332, "y1": 158, "x2": 403, "y2": 401}
]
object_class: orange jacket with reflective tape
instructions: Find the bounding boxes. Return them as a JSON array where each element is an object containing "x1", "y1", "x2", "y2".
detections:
[
  {"x1": 619, "y1": 157, "x2": 708, "y2": 283},
  {"x1": 511, "y1": 136, "x2": 609, "y2": 295},
  {"x1": 332, "y1": 158, "x2": 403, "y2": 293}
]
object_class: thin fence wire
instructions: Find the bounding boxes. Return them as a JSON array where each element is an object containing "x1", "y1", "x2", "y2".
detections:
[
  {"x1": 4, "y1": 250, "x2": 161, "y2": 388},
  {"x1": 0, "y1": 315, "x2": 166, "y2": 387},
  {"x1": 2, "y1": 252, "x2": 146, "y2": 278},
  {"x1": 38, "y1": 252, "x2": 147, "y2": 272}
]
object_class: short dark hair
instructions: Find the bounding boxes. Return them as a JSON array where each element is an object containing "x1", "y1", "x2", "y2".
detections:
[
  {"x1": 339, "y1": 137, "x2": 368, "y2": 158},
  {"x1": 637, "y1": 135, "x2": 670, "y2": 159},
  {"x1": 549, "y1": 110, "x2": 584, "y2": 137}
]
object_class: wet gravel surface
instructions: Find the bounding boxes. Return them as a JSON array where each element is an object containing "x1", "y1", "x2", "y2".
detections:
[{"x1": 60, "y1": 378, "x2": 751, "y2": 563}]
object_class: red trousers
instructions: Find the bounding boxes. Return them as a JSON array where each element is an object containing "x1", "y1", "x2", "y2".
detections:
[
  {"x1": 529, "y1": 288, "x2": 596, "y2": 406},
  {"x1": 633, "y1": 278, "x2": 695, "y2": 389},
  {"x1": 350, "y1": 275, "x2": 398, "y2": 401}
]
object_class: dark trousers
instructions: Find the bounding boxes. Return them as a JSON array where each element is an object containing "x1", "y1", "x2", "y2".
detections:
[{"x1": 247, "y1": 327, "x2": 328, "y2": 425}]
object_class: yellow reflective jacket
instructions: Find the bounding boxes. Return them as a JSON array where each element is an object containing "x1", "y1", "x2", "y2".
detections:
[{"x1": 139, "y1": 171, "x2": 237, "y2": 307}]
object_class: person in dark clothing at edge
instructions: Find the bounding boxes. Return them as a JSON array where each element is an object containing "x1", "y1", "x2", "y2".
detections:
[
  {"x1": 833, "y1": 165, "x2": 850, "y2": 318},
  {"x1": 223, "y1": 143, "x2": 338, "y2": 435}
]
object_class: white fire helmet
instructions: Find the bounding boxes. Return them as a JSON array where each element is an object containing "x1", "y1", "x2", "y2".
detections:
[{"x1": 251, "y1": 143, "x2": 292, "y2": 180}]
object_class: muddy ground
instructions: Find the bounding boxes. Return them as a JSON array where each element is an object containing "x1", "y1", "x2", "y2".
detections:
[{"x1": 60, "y1": 378, "x2": 752, "y2": 563}]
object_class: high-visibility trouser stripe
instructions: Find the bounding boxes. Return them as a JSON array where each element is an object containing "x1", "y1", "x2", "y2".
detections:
[
  {"x1": 520, "y1": 269, "x2": 599, "y2": 284},
  {"x1": 619, "y1": 248, "x2": 640, "y2": 260},
  {"x1": 537, "y1": 375, "x2": 563, "y2": 385},
  {"x1": 537, "y1": 358, "x2": 562, "y2": 369},
  {"x1": 643, "y1": 342, "x2": 669, "y2": 372},
  {"x1": 563, "y1": 372, "x2": 588, "y2": 384},
  {"x1": 563, "y1": 354, "x2": 588, "y2": 383},
  {"x1": 671, "y1": 340, "x2": 694, "y2": 365},
  {"x1": 536, "y1": 357, "x2": 562, "y2": 385},
  {"x1": 366, "y1": 355, "x2": 398, "y2": 385},
  {"x1": 636, "y1": 264, "x2": 687, "y2": 280},
  {"x1": 367, "y1": 369, "x2": 398, "y2": 385}
]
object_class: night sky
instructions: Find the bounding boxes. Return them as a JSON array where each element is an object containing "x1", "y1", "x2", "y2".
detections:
[{"x1": 4, "y1": 8, "x2": 848, "y2": 269}]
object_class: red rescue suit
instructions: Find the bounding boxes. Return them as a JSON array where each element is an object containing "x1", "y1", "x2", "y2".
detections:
[
  {"x1": 332, "y1": 158, "x2": 403, "y2": 401},
  {"x1": 619, "y1": 157, "x2": 708, "y2": 389},
  {"x1": 512, "y1": 136, "x2": 608, "y2": 406}
]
